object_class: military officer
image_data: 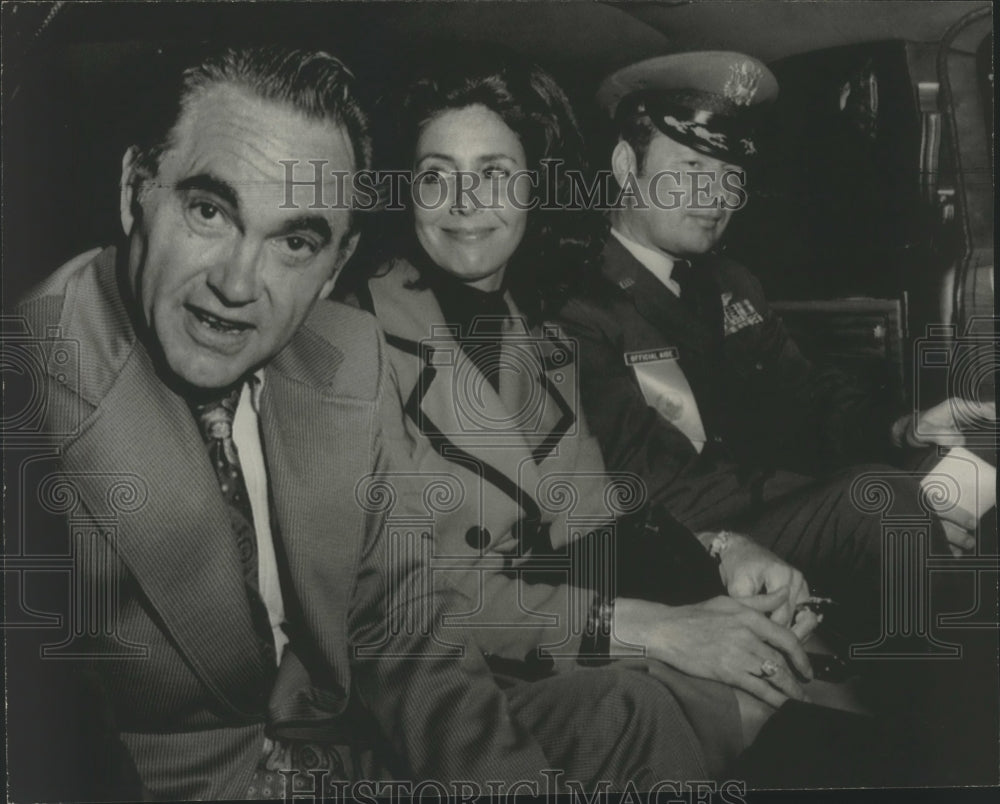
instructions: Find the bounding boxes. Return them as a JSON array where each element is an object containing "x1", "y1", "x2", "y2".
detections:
[{"x1": 555, "y1": 51, "x2": 997, "y2": 785}]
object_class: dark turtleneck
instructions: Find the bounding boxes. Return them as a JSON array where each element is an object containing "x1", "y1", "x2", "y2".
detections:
[{"x1": 427, "y1": 268, "x2": 511, "y2": 393}]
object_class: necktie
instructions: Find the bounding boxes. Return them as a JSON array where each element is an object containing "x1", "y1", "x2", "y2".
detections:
[
  {"x1": 191, "y1": 387, "x2": 276, "y2": 670},
  {"x1": 671, "y1": 259, "x2": 700, "y2": 317},
  {"x1": 192, "y1": 391, "x2": 348, "y2": 798}
]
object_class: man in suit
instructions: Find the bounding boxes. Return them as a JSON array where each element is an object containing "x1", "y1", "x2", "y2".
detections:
[
  {"x1": 555, "y1": 52, "x2": 997, "y2": 783},
  {"x1": 4, "y1": 45, "x2": 697, "y2": 800}
]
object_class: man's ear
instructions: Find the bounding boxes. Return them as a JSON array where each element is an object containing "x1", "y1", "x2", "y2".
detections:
[
  {"x1": 119, "y1": 147, "x2": 144, "y2": 235},
  {"x1": 611, "y1": 140, "x2": 638, "y2": 188},
  {"x1": 320, "y1": 230, "x2": 361, "y2": 299},
  {"x1": 120, "y1": 147, "x2": 158, "y2": 236}
]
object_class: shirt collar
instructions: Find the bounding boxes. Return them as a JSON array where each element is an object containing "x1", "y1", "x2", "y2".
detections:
[
  {"x1": 610, "y1": 227, "x2": 680, "y2": 297},
  {"x1": 243, "y1": 370, "x2": 266, "y2": 414}
]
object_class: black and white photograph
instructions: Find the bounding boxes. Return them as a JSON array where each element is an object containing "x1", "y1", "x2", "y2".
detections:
[{"x1": 2, "y1": 1, "x2": 996, "y2": 801}]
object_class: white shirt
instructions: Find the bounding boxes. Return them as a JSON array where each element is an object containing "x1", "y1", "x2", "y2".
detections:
[
  {"x1": 610, "y1": 227, "x2": 682, "y2": 297},
  {"x1": 232, "y1": 373, "x2": 288, "y2": 665}
]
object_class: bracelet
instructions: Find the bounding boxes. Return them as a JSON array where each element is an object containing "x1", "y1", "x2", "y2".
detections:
[
  {"x1": 579, "y1": 594, "x2": 615, "y2": 665},
  {"x1": 708, "y1": 531, "x2": 732, "y2": 564}
]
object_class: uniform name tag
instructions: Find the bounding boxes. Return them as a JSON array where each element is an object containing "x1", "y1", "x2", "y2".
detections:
[
  {"x1": 624, "y1": 347, "x2": 680, "y2": 365},
  {"x1": 723, "y1": 298, "x2": 764, "y2": 335}
]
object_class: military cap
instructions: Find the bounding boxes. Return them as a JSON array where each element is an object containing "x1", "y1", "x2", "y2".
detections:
[{"x1": 597, "y1": 51, "x2": 778, "y2": 165}]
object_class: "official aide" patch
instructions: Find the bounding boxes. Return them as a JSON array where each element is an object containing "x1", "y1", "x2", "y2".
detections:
[{"x1": 624, "y1": 347, "x2": 681, "y2": 365}]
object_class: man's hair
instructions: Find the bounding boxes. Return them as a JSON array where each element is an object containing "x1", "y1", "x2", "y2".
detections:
[
  {"x1": 616, "y1": 112, "x2": 659, "y2": 176},
  {"x1": 131, "y1": 45, "x2": 371, "y2": 232}
]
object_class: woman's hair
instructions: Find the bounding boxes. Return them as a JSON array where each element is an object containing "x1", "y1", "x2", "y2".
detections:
[{"x1": 361, "y1": 45, "x2": 605, "y2": 319}]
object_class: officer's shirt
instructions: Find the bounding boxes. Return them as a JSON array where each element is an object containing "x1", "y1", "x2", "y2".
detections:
[{"x1": 610, "y1": 227, "x2": 708, "y2": 452}]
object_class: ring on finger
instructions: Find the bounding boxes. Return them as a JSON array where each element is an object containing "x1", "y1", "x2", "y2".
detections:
[{"x1": 759, "y1": 659, "x2": 780, "y2": 678}]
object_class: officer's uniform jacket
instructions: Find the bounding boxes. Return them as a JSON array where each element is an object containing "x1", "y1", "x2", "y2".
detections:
[{"x1": 557, "y1": 236, "x2": 891, "y2": 530}]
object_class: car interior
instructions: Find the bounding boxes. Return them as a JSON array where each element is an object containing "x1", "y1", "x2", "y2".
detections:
[
  {"x1": 1, "y1": 0, "x2": 995, "y2": 792},
  {"x1": 5, "y1": 1, "x2": 993, "y2": 419}
]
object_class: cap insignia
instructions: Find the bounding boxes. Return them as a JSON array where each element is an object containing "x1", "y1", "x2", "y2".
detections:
[
  {"x1": 662, "y1": 115, "x2": 728, "y2": 149},
  {"x1": 724, "y1": 61, "x2": 763, "y2": 106}
]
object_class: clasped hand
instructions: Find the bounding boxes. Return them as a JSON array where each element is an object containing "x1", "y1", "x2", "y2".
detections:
[
  {"x1": 715, "y1": 532, "x2": 813, "y2": 632},
  {"x1": 614, "y1": 533, "x2": 818, "y2": 708},
  {"x1": 615, "y1": 592, "x2": 814, "y2": 709}
]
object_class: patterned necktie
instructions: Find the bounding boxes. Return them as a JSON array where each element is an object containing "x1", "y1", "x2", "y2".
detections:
[
  {"x1": 192, "y1": 391, "x2": 348, "y2": 799},
  {"x1": 191, "y1": 387, "x2": 276, "y2": 670}
]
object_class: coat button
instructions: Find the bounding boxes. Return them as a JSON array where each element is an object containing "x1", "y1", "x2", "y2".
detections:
[
  {"x1": 754, "y1": 361, "x2": 765, "y2": 371},
  {"x1": 465, "y1": 526, "x2": 491, "y2": 549}
]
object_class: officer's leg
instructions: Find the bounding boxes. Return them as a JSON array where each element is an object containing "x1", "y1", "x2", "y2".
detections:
[
  {"x1": 745, "y1": 463, "x2": 997, "y2": 784},
  {"x1": 745, "y1": 464, "x2": 948, "y2": 633}
]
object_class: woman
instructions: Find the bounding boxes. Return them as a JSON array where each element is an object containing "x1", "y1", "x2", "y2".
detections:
[{"x1": 342, "y1": 47, "x2": 878, "y2": 784}]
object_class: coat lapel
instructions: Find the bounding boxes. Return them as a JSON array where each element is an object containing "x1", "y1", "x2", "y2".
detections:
[
  {"x1": 61, "y1": 341, "x2": 271, "y2": 716},
  {"x1": 369, "y1": 264, "x2": 548, "y2": 510},
  {"x1": 258, "y1": 323, "x2": 359, "y2": 704},
  {"x1": 601, "y1": 236, "x2": 720, "y2": 364},
  {"x1": 367, "y1": 261, "x2": 618, "y2": 555}
]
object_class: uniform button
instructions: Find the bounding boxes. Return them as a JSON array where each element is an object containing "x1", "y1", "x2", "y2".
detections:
[
  {"x1": 465, "y1": 526, "x2": 491, "y2": 549},
  {"x1": 754, "y1": 361, "x2": 765, "y2": 371},
  {"x1": 712, "y1": 435, "x2": 724, "y2": 444}
]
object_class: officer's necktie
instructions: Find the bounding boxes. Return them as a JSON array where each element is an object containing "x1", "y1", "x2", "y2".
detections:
[
  {"x1": 191, "y1": 388, "x2": 276, "y2": 670},
  {"x1": 671, "y1": 258, "x2": 701, "y2": 317}
]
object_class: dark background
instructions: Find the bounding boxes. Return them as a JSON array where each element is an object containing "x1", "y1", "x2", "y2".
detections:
[{"x1": 3, "y1": 0, "x2": 990, "y2": 308}]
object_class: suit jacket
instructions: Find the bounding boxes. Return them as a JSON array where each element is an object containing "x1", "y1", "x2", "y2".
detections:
[
  {"x1": 556, "y1": 237, "x2": 892, "y2": 530},
  {"x1": 7, "y1": 248, "x2": 553, "y2": 800}
]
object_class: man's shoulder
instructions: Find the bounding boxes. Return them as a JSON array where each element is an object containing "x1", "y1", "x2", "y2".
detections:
[
  {"x1": 556, "y1": 286, "x2": 625, "y2": 333},
  {"x1": 556, "y1": 243, "x2": 633, "y2": 334},
  {"x1": 702, "y1": 254, "x2": 767, "y2": 300},
  {"x1": 16, "y1": 247, "x2": 110, "y2": 326},
  {"x1": 12, "y1": 247, "x2": 136, "y2": 410},
  {"x1": 291, "y1": 299, "x2": 386, "y2": 402}
]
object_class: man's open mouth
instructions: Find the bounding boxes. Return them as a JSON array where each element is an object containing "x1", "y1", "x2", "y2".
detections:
[{"x1": 186, "y1": 305, "x2": 253, "y2": 334}]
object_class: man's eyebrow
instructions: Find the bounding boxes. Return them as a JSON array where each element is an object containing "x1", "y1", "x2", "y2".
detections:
[
  {"x1": 175, "y1": 174, "x2": 240, "y2": 209},
  {"x1": 274, "y1": 215, "x2": 333, "y2": 245}
]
